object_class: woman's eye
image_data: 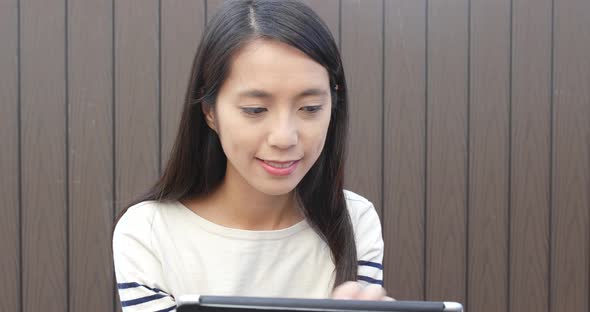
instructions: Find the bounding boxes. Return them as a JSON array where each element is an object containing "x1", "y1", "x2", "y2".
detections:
[
  {"x1": 241, "y1": 107, "x2": 267, "y2": 115},
  {"x1": 301, "y1": 105, "x2": 323, "y2": 113}
]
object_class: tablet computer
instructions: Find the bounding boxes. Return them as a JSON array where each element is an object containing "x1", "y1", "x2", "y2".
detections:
[{"x1": 176, "y1": 295, "x2": 463, "y2": 312}]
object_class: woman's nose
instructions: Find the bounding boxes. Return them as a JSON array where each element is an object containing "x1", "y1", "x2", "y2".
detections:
[{"x1": 267, "y1": 117, "x2": 298, "y2": 149}]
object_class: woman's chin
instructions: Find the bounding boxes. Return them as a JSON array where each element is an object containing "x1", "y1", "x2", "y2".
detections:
[{"x1": 254, "y1": 180, "x2": 300, "y2": 196}]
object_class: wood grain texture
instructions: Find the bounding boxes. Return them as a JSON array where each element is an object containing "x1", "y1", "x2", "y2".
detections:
[
  {"x1": 551, "y1": 0, "x2": 590, "y2": 311},
  {"x1": 468, "y1": 0, "x2": 510, "y2": 311},
  {"x1": 0, "y1": 0, "x2": 20, "y2": 311},
  {"x1": 2, "y1": 2, "x2": 589, "y2": 312},
  {"x1": 161, "y1": 0, "x2": 205, "y2": 171},
  {"x1": 382, "y1": 0, "x2": 426, "y2": 300},
  {"x1": 510, "y1": 0, "x2": 552, "y2": 311},
  {"x1": 20, "y1": 0, "x2": 68, "y2": 311},
  {"x1": 114, "y1": 0, "x2": 160, "y2": 217},
  {"x1": 341, "y1": 0, "x2": 383, "y2": 216},
  {"x1": 67, "y1": 0, "x2": 114, "y2": 311},
  {"x1": 426, "y1": 0, "x2": 468, "y2": 303}
]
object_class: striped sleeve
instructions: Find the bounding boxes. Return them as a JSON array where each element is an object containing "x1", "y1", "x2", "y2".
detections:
[
  {"x1": 353, "y1": 200, "x2": 384, "y2": 286},
  {"x1": 113, "y1": 204, "x2": 177, "y2": 312}
]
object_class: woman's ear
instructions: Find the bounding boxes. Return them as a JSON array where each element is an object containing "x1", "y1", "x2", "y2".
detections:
[{"x1": 201, "y1": 103, "x2": 217, "y2": 133}]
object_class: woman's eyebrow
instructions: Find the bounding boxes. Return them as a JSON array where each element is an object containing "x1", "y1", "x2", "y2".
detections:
[{"x1": 237, "y1": 88, "x2": 328, "y2": 100}]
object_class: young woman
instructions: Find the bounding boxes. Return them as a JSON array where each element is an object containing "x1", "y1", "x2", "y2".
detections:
[{"x1": 113, "y1": 1, "x2": 392, "y2": 311}]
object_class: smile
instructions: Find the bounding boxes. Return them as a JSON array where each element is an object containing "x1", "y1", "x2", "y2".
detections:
[
  {"x1": 263, "y1": 160, "x2": 297, "y2": 168},
  {"x1": 256, "y1": 158, "x2": 301, "y2": 176}
]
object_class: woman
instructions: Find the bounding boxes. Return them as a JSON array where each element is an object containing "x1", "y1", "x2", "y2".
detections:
[{"x1": 113, "y1": 1, "x2": 392, "y2": 311}]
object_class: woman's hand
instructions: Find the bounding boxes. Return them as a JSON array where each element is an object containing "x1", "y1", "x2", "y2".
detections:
[{"x1": 330, "y1": 281, "x2": 395, "y2": 301}]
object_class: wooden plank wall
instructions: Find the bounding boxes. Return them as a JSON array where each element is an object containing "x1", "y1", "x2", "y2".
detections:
[{"x1": 0, "y1": 1, "x2": 588, "y2": 312}]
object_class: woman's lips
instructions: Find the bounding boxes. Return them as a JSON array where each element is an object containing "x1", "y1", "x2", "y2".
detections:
[{"x1": 257, "y1": 158, "x2": 301, "y2": 176}]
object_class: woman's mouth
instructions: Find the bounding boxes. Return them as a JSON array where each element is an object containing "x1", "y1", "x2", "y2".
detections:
[
  {"x1": 263, "y1": 160, "x2": 297, "y2": 168},
  {"x1": 256, "y1": 158, "x2": 301, "y2": 176}
]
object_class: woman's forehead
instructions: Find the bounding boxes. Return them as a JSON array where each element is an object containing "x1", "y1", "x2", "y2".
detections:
[{"x1": 222, "y1": 39, "x2": 330, "y2": 96}]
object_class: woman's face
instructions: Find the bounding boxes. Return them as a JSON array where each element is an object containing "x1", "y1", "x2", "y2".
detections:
[{"x1": 205, "y1": 38, "x2": 332, "y2": 196}]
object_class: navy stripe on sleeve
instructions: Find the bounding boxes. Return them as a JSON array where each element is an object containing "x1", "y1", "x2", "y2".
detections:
[
  {"x1": 117, "y1": 282, "x2": 172, "y2": 296},
  {"x1": 357, "y1": 275, "x2": 384, "y2": 286},
  {"x1": 121, "y1": 293, "x2": 168, "y2": 307},
  {"x1": 357, "y1": 260, "x2": 383, "y2": 270}
]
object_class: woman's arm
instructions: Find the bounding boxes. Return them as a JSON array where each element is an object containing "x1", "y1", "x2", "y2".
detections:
[{"x1": 113, "y1": 205, "x2": 177, "y2": 311}]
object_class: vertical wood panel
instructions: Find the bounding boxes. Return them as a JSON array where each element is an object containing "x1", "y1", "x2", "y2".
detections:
[
  {"x1": 115, "y1": 2, "x2": 160, "y2": 310},
  {"x1": 382, "y1": 0, "x2": 426, "y2": 300},
  {"x1": 0, "y1": 0, "x2": 20, "y2": 311},
  {"x1": 341, "y1": 0, "x2": 383, "y2": 216},
  {"x1": 114, "y1": 0, "x2": 160, "y2": 216},
  {"x1": 426, "y1": 0, "x2": 468, "y2": 303},
  {"x1": 68, "y1": 0, "x2": 114, "y2": 311},
  {"x1": 510, "y1": 0, "x2": 552, "y2": 311},
  {"x1": 551, "y1": 0, "x2": 590, "y2": 311},
  {"x1": 161, "y1": 0, "x2": 205, "y2": 170},
  {"x1": 2, "y1": 1, "x2": 589, "y2": 310},
  {"x1": 20, "y1": 0, "x2": 68, "y2": 311},
  {"x1": 468, "y1": 0, "x2": 511, "y2": 312}
]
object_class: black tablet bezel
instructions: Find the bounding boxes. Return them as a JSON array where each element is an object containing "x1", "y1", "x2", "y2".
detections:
[{"x1": 176, "y1": 295, "x2": 461, "y2": 312}]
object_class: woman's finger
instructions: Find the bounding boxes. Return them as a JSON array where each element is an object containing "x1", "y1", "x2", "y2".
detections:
[
  {"x1": 383, "y1": 296, "x2": 396, "y2": 301},
  {"x1": 331, "y1": 281, "x2": 362, "y2": 299},
  {"x1": 356, "y1": 284, "x2": 386, "y2": 300}
]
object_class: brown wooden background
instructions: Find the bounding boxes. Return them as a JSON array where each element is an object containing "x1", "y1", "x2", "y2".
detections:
[{"x1": 1, "y1": 0, "x2": 588, "y2": 311}]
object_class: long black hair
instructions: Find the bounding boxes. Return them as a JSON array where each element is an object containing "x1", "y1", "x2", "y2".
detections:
[{"x1": 114, "y1": 0, "x2": 357, "y2": 288}]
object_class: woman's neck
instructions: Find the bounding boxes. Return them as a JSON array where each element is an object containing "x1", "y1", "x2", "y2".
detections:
[{"x1": 185, "y1": 166, "x2": 304, "y2": 231}]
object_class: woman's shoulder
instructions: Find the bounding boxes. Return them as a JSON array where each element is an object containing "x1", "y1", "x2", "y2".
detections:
[
  {"x1": 342, "y1": 189, "x2": 380, "y2": 226},
  {"x1": 343, "y1": 189, "x2": 372, "y2": 206},
  {"x1": 113, "y1": 200, "x2": 168, "y2": 237},
  {"x1": 343, "y1": 189, "x2": 384, "y2": 263}
]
